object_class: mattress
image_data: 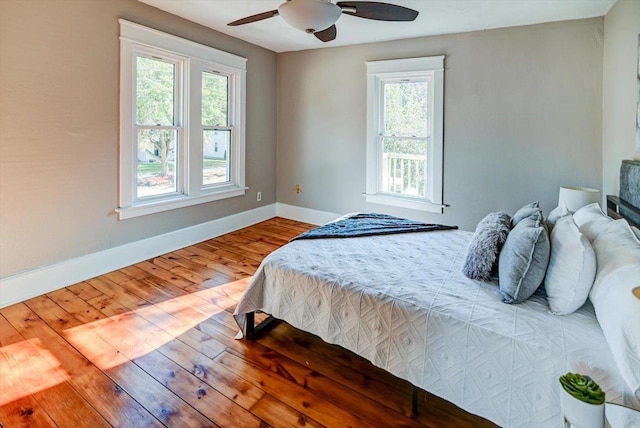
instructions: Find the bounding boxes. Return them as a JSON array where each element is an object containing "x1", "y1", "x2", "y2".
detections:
[{"x1": 234, "y1": 229, "x2": 640, "y2": 427}]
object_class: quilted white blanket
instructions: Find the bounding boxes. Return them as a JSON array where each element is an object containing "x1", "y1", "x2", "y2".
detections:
[{"x1": 234, "y1": 230, "x2": 640, "y2": 427}]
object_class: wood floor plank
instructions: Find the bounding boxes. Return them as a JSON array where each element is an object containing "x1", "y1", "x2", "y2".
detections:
[
  {"x1": 0, "y1": 352, "x2": 58, "y2": 428},
  {"x1": 233, "y1": 229, "x2": 289, "y2": 247},
  {"x1": 47, "y1": 287, "x2": 268, "y2": 428},
  {"x1": 265, "y1": 322, "x2": 411, "y2": 398},
  {"x1": 23, "y1": 295, "x2": 216, "y2": 427},
  {"x1": 234, "y1": 225, "x2": 298, "y2": 243},
  {"x1": 196, "y1": 241, "x2": 264, "y2": 265},
  {"x1": 251, "y1": 394, "x2": 325, "y2": 428},
  {"x1": 136, "y1": 260, "x2": 195, "y2": 289},
  {"x1": 102, "y1": 269, "x2": 134, "y2": 284},
  {"x1": 215, "y1": 350, "x2": 371, "y2": 428},
  {"x1": 115, "y1": 277, "x2": 180, "y2": 304},
  {"x1": 1, "y1": 304, "x2": 162, "y2": 428},
  {"x1": 119, "y1": 265, "x2": 150, "y2": 280},
  {"x1": 259, "y1": 324, "x2": 411, "y2": 414},
  {"x1": 133, "y1": 349, "x2": 266, "y2": 428},
  {"x1": 153, "y1": 255, "x2": 210, "y2": 284},
  {"x1": 229, "y1": 337, "x2": 426, "y2": 428},
  {"x1": 67, "y1": 281, "x2": 105, "y2": 301},
  {"x1": 80, "y1": 286, "x2": 265, "y2": 411},
  {"x1": 173, "y1": 247, "x2": 244, "y2": 280},
  {"x1": 0, "y1": 308, "x2": 112, "y2": 428},
  {"x1": 83, "y1": 281, "x2": 227, "y2": 360},
  {"x1": 161, "y1": 252, "x2": 233, "y2": 283},
  {"x1": 0, "y1": 315, "x2": 58, "y2": 428},
  {"x1": 83, "y1": 276, "x2": 151, "y2": 309}
]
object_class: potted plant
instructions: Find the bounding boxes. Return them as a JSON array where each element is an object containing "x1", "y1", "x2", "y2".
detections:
[{"x1": 559, "y1": 372, "x2": 606, "y2": 428}]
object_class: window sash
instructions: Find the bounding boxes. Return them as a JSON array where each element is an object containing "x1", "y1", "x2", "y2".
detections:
[
  {"x1": 132, "y1": 49, "x2": 185, "y2": 202},
  {"x1": 202, "y1": 128, "x2": 231, "y2": 188},
  {"x1": 201, "y1": 70, "x2": 229, "y2": 127},
  {"x1": 377, "y1": 74, "x2": 433, "y2": 201},
  {"x1": 199, "y1": 63, "x2": 235, "y2": 191},
  {"x1": 380, "y1": 77, "x2": 430, "y2": 139}
]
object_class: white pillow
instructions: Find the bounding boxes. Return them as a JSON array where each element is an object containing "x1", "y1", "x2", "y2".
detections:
[
  {"x1": 544, "y1": 214, "x2": 596, "y2": 315},
  {"x1": 589, "y1": 219, "x2": 640, "y2": 399},
  {"x1": 546, "y1": 201, "x2": 571, "y2": 230},
  {"x1": 546, "y1": 205, "x2": 564, "y2": 230},
  {"x1": 573, "y1": 203, "x2": 612, "y2": 242}
]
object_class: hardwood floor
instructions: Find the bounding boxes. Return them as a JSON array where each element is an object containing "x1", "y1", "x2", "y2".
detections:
[{"x1": 0, "y1": 217, "x2": 496, "y2": 427}]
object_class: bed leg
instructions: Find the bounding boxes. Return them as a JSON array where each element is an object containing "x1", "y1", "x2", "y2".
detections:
[
  {"x1": 245, "y1": 311, "x2": 279, "y2": 341},
  {"x1": 412, "y1": 385, "x2": 419, "y2": 416},
  {"x1": 245, "y1": 312, "x2": 256, "y2": 340}
]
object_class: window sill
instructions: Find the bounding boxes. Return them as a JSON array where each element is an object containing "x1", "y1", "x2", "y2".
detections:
[
  {"x1": 364, "y1": 193, "x2": 444, "y2": 214},
  {"x1": 117, "y1": 186, "x2": 248, "y2": 220}
]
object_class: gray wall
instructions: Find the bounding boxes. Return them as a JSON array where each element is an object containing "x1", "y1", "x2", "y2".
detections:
[
  {"x1": 0, "y1": 0, "x2": 277, "y2": 277},
  {"x1": 602, "y1": 0, "x2": 640, "y2": 198},
  {"x1": 277, "y1": 19, "x2": 604, "y2": 231}
]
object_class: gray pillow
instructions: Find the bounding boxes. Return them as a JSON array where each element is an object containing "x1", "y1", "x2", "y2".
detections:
[
  {"x1": 462, "y1": 212, "x2": 512, "y2": 281},
  {"x1": 499, "y1": 215, "x2": 550, "y2": 303},
  {"x1": 511, "y1": 201, "x2": 542, "y2": 227}
]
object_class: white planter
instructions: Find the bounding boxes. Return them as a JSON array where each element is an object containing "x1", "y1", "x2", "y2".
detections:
[{"x1": 561, "y1": 386, "x2": 605, "y2": 428}]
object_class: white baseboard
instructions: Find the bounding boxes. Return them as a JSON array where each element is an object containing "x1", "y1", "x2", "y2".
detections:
[
  {"x1": 275, "y1": 203, "x2": 341, "y2": 225},
  {"x1": 0, "y1": 204, "x2": 277, "y2": 309},
  {"x1": 0, "y1": 202, "x2": 341, "y2": 309}
]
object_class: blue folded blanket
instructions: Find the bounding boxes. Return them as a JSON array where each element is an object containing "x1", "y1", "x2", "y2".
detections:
[{"x1": 291, "y1": 213, "x2": 457, "y2": 241}]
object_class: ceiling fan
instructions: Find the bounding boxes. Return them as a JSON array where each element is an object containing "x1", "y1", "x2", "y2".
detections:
[{"x1": 228, "y1": 0, "x2": 419, "y2": 43}]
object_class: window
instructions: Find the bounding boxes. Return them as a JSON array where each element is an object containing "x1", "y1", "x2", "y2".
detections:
[
  {"x1": 365, "y1": 56, "x2": 444, "y2": 213},
  {"x1": 118, "y1": 20, "x2": 247, "y2": 219}
]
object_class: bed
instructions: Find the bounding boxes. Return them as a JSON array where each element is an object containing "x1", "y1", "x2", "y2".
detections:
[{"x1": 234, "y1": 181, "x2": 640, "y2": 427}]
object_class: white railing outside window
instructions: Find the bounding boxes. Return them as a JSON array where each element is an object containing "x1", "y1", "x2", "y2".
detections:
[{"x1": 382, "y1": 152, "x2": 427, "y2": 197}]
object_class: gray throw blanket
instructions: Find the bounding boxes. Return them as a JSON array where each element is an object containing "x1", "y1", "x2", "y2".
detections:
[{"x1": 291, "y1": 213, "x2": 457, "y2": 241}]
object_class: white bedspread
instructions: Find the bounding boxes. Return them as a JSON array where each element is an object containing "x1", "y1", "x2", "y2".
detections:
[{"x1": 234, "y1": 230, "x2": 640, "y2": 427}]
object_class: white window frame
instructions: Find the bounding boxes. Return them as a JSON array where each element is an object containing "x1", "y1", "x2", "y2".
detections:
[
  {"x1": 118, "y1": 19, "x2": 247, "y2": 220},
  {"x1": 365, "y1": 56, "x2": 445, "y2": 213}
]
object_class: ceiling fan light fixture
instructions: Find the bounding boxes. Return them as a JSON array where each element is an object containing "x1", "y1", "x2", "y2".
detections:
[{"x1": 278, "y1": 0, "x2": 342, "y2": 33}]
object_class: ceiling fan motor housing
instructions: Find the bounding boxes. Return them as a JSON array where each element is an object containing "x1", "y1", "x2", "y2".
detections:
[{"x1": 278, "y1": 0, "x2": 342, "y2": 33}]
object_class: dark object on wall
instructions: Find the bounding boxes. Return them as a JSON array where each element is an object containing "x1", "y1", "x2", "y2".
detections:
[
  {"x1": 620, "y1": 160, "x2": 640, "y2": 208},
  {"x1": 609, "y1": 160, "x2": 640, "y2": 227}
]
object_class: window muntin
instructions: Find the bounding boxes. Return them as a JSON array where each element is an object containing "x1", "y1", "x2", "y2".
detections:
[
  {"x1": 118, "y1": 20, "x2": 247, "y2": 220},
  {"x1": 365, "y1": 56, "x2": 444, "y2": 213}
]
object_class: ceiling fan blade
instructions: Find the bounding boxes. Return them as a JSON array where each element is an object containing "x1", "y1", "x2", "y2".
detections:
[
  {"x1": 314, "y1": 25, "x2": 337, "y2": 42},
  {"x1": 228, "y1": 10, "x2": 279, "y2": 26},
  {"x1": 337, "y1": 2, "x2": 419, "y2": 21}
]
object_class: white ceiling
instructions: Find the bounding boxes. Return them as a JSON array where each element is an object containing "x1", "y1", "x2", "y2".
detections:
[{"x1": 138, "y1": 0, "x2": 617, "y2": 53}]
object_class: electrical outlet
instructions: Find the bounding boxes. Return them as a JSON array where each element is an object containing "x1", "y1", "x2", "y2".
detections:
[
  {"x1": 256, "y1": 191, "x2": 262, "y2": 202},
  {"x1": 295, "y1": 184, "x2": 302, "y2": 194}
]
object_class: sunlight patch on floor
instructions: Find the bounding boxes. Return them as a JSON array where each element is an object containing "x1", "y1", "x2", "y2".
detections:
[
  {"x1": 0, "y1": 338, "x2": 70, "y2": 406},
  {"x1": 61, "y1": 279, "x2": 248, "y2": 369}
]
